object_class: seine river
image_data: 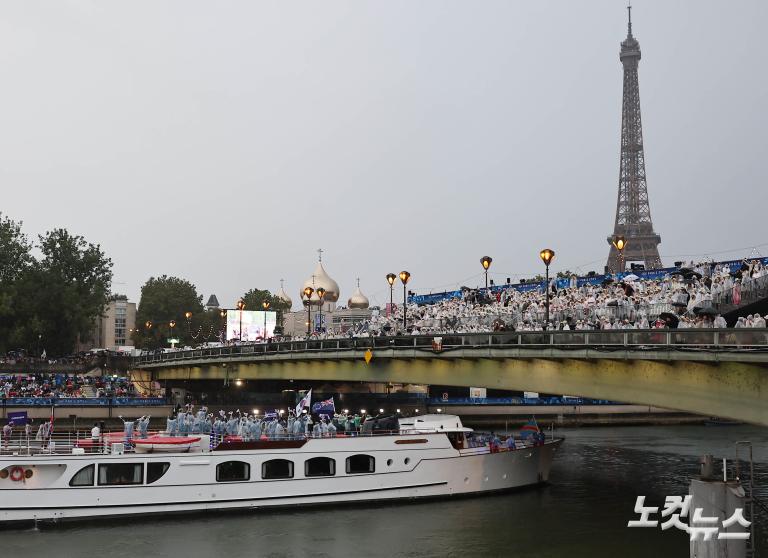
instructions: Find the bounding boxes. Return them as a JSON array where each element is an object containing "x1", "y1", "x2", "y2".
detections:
[{"x1": 4, "y1": 425, "x2": 766, "y2": 558}]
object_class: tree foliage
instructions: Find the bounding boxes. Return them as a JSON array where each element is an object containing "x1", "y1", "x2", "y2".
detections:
[
  {"x1": 0, "y1": 218, "x2": 113, "y2": 357},
  {"x1": 0, "y1": 213, "x2": 32, "y2": 284},
  {"x1": 0, "y1": 214, "x2": 32, "y2": 350},
  {"x1": 242, "y1": 288, "x2": 290, "y2": 322},
  {"x1": 133, "y1": 276, "x2": 204, "y2": 349}
]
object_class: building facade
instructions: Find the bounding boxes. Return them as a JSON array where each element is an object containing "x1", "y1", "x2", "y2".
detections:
[{"x1": 81, "y1": 297, "x2": 137, "y2": 351}]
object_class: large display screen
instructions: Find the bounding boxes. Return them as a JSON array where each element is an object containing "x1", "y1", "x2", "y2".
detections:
[{"x1": 226, "y1": 310, "x2": 278, "y2": 341}]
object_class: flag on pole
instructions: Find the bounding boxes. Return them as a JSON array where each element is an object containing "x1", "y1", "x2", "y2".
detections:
[
  {"x1": 295, "y1": 389, "x2": 312, "y2": 416},
  {"x1": 311, "y1": 397, "x2": 335, "y2": 415},
  {"x1": 519, "y1": 417, "x2": 540, "y2": 439}
]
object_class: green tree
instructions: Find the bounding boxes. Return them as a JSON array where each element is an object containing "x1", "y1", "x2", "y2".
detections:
[
  {"x1": 134, "y1": 276, "x2": 204, "y2": 349},
  {"x1": 34, "y1": 229, "x2": 113, "y2": 356},
  {"x1": 0, "y1": 214, "x2": 33, "y2": 354},
  {"x1": 0, "y1": 213, "x2": 32, "y2": 284},
  {"x1": 0, "y1": 221, "x2": 112, "y2": 357},
  {"x1": 241, "y1": 288, "x2": 290, "y2": 323}
]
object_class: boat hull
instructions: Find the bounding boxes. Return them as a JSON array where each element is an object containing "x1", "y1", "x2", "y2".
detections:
[{"x1": 0, "y1": 435, "x2": 562, "y2": 524}]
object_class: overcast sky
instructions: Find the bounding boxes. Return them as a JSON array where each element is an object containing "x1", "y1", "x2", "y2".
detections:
[{"x1": 1, "y1": 1, "x2": 766, "y2": 309}]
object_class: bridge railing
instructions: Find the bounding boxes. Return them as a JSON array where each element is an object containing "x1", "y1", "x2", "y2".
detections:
[
  {"x1": 132, "y1": 328, "x2": 768, "y2": 366},
  {"x1": 0, "y1": 397, "x2": 168, "y2": 407}
]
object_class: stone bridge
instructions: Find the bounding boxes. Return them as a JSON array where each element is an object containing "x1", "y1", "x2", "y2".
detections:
[{"x1": 132, "y1": 329, "x2": 768, "y2": 425}]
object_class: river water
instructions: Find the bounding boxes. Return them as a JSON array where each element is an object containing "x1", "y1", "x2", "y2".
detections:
[{"x1": 3, "y1": 424, "x2": 766, "y2": 558}]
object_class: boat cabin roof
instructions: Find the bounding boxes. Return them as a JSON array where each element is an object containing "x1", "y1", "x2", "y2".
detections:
[{"x1": 398, "y1": 414, "x2": 472, "y2": 433}]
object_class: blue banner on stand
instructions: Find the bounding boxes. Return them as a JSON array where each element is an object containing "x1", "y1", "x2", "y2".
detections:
[{"x1": 7, "y1": 411, "x2": 28, "y2": 425}]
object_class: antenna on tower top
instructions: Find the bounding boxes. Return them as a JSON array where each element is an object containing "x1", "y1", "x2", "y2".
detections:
[
  {"x1": 627, "y1": 2, "x2": 633, "y2": 37},
  {"x1": 317, "y1": 248, "x2": 323, "y2": 262}
]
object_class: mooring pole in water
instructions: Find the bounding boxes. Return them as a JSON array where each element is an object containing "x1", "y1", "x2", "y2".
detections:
[{"x1": 689, "y1": 454, "x2": 750, "y2": 558}]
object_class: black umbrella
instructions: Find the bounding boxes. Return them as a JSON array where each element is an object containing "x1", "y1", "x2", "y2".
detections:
[
  {"x1": 620, "y1": 282, "x2": 635, "y2": 296},
  {"x1": 658, "y1": 312, "x2": 680, "y2": 328},
  {"x1": 679, "y1": 268, "x2": 702, "y2": 280},
  {"x1": 601, "y1": 278, "x2": 614, "y2": 286},
  {"x1": 671, "y1": 301, "x2": 687, "y2": 308}
]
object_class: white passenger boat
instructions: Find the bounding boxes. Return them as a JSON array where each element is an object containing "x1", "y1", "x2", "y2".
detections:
[{"x1": 0, "y1": 415, "x2": 562, "y2": 525}]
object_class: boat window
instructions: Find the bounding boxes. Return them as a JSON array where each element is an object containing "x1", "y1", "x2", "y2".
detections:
[
  {"x1": 216, "y1": 461, "x2": 250, "y2": 482},
  {"x1": 262, "y1": 459, "x2": 293, "y2": 480},
  {"x1": 346, "y1": 454, "x2": 375, "y2": 474},
  {"x1": 305, "y1": 457, "x2": 335, "y2": 477},
  {"x1": 147, "y1": 462, "x2": 171, "y2": 484},
  {"x1": 69, "y1": 464, "x2": 95, "y2": 487},
  {"x1": 98, "y1": 463, "x2": 143, "y2": 486},
  {"x1": 446, "y1": 432, "x2": 466, "y2": 450}
]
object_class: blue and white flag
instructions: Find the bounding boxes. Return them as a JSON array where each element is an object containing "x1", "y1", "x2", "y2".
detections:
[
  {"x1": 264, "y1": 410, "x2": 278, "y2": 420},
  {"x1": 312, "y1": 397, "x2": 335, "y2": 415},
  {"x1": 295, "y1": 389, "x2": 312, "y2": 416}
]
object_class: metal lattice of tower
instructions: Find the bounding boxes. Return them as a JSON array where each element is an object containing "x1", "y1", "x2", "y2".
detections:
[{"x1": 606, "y1": 5, "x2": 662, "y2": 273}]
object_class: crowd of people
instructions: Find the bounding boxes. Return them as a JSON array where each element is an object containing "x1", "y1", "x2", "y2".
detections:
[
  {"x1": 142, "y1": 259, "x2": 768, "y2": 350},
  {"x1": 152, "y1": 406, "x2": 543, "y2": 449},
  {"x1": 0, "y1": 349, "x2": 123, "y2": 366},
  {"x1": 164, "y1": 407, "x2": 359, "y2": 440},
  {"x1": 351, "y1": 259, "x2": 768, "y2": 334},
  {"x1": 0, "y1": 373, "x2": 138, "y2": 399}
]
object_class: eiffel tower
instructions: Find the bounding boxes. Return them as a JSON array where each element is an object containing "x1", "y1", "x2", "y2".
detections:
[{"x1": 606, "y1": 5, "x2": 662, "y2": 273}]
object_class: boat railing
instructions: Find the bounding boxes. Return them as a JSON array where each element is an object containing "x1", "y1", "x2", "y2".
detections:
[
  {"x1": 0, "y1": 430, "x2": 112, "y2": 457},
  {"x1": 1, "y1": 428, "x2": 552, "y2": 457}
]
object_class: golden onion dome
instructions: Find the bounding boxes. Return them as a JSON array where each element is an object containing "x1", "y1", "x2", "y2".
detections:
[
  {"x1": 348, "y1": 283, "x2": 370, "y2": 309},
  {"x1": 300, "y1": 262, "x2": 340, "y2": 305}
]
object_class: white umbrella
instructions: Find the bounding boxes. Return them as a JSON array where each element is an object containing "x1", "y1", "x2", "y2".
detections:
[{"x1": 623, "y1": 274, "x2": 640, "y2": 282}]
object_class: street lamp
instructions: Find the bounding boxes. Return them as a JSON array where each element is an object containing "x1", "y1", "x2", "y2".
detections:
[
  {"x1": 316, "y1": 287, "x2": 326, "y2": 334},
  {"x1": 183, "y1": 311, "x2": 193, "y2": 342},
  {"x1": 612, "y1": 235, "x2": 628, "y2": 274},
  {"x1": 262, "y1": 301, "x2": 270, "y2": 340},
  {"x1": 303, "y1": 287, "x2": 314, "y2": 336},
  {"x1": 539, "y1": 248, "x2": 555, "y2": 330},
  {"x1": 236, "y1": 299, "x2": 246, "y2": 342},
  {"x1": 480, "y1": 256, "x2": 493, "y2": 291},
  {"x1": 399, "y1": 271, "x2": 410, "y2": 331},
  {"x1": 386, "y1": 273, "x2": 397, "y2": 308}
]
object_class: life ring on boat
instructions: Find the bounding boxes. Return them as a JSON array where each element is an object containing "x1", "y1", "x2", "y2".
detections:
[{"x1": 9, "y1": 466, "x2": 24, "y2": 482}]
